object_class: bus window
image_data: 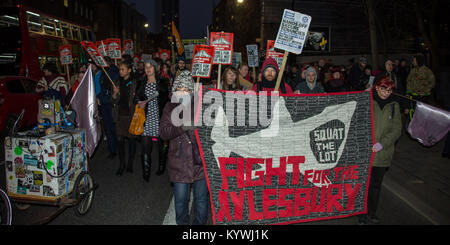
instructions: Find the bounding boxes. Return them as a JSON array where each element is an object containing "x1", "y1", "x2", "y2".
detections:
[
  {"x1": 81, "y1": 28, "x2": 88, "y2": 41},
  {"x1": 42, "y1": 16, "x2": 56, "y2": 36},
  {"x1": 0, "y1": 9, "x2": 21, "y2": 76},
  {"x1": 55, "y1": 20, "x2": 63, "y2": 37},
  {"x1": 71, "y1": 25, "x2": 81, "y2": 41},
  {"x1": 0, "y1": 14, "x2": 19, "y2": 27},
  {"x1": 26, "y1": 11, "x2": 43, "y2": 33},
  {"x1": 61, "y1": 22, "x2": 72, "y2": 39}
]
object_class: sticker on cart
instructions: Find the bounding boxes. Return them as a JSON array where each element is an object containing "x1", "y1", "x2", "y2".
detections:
[
  {"x1": 24, "y1": 154, "x2": 38, "y2": 166},
  {"x1": 46, "y1": 160, "x2": 54, "y2": 171},
  {"x1": 29, "y1": 185, "x2": 40, "y2": 193},
  {"x1": 33, "y1": 171, "x2": 43, "y2": 186},
  {"x1": 14, "y1": 146, "x2": 23, "y2": 156},
  {"x1": 17, "y1": 185, "x2": 27, "y2": 194},
  {"x1": 6, "y1": 161, "x2": 13, "y2": 171},
  {"x1": 43, "y1": 186, "x2": 56, "y2": 197}
]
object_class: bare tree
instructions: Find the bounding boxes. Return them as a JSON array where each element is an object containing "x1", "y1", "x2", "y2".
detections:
[{"x1": 364, "y1": 0, "x2": 379, "y2": 70}]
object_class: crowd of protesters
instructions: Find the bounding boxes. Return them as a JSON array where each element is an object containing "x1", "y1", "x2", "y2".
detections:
[{"x1": 33, "y1": 49, "x2": 450, "y2": 225}]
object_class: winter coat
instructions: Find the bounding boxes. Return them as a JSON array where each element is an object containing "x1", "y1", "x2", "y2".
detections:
[
  {"x1": 406, "y1": 65, "x2": 436, "y2": 96},
  {"x1": 115, "y1": 74, "x2": 138, "y2": 137},
  {"x1": 348, "y1": 64, "x2": 366, "y2": 91},
  {"x1": 372, "y1": 93, "x2": 402, "y2": 167},
  {"x1": 159, "y1": 102, "x2": 205, "y2": 184},
  {"x1": 296, "y1": 67, "x2": 325, "y2": 94},
  {"x1": 325, "y1": 78, "x2": 346, "y2": 93}
]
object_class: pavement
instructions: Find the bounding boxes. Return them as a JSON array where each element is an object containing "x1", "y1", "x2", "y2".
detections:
[{"x1": 382, "y1": 129, "x2": 450, "y2": 225}]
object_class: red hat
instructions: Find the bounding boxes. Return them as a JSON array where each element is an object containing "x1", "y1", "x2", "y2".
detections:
[{"x1": 261, "y1": 57, "x2": 279, "y2": 74}]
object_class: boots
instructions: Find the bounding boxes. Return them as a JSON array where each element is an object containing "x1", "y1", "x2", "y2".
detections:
[
  {"x1": 116, "y1": 139, "x2": 126, "y2": 176},
  {"x1": 126, "y1": 139, "x2": 136, "y2": 173},
  {"x1": 142, "y1": 153, "x2": 151, "y2": 182},
  {"x1": 156, "y1": 144, "x2": 167, "y2": 176}
]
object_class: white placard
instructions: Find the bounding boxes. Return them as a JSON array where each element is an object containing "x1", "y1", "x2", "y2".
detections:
[{"x1": 274, "y1": 9, "x2": 312, "y2": 55}]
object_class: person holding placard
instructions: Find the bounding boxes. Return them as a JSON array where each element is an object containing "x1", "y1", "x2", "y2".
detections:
[{"x1": 251, "y1": 57, "x2": 293, "y2": 94}]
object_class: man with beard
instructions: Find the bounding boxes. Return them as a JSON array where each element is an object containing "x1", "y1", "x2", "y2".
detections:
[{"x1": 251, "y1": 57, "x2": 294, "y2": 94}]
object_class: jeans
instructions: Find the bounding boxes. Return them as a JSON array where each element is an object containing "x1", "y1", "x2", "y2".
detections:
[{"x1": 173, "y1": 179, "x2": 209, "y2": 225}]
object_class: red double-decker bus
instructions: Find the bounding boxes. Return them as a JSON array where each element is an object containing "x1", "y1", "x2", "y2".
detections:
[{"x1": 0, "y1": 5, "x2": 95, "y2": 81}]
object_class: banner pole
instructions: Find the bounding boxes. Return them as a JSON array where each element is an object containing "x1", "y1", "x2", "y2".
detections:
[
  {"x1": 274, "y1": 50, "x2": 289, "y2": 92},
  {"x1": 101, "y1": 66, "x2": 117, "y2": 89},
  {"x1": 217, "y1": 64, "x2": 222, "y2": 89},
  {"x1": 66, "y1": 64, "x2": 70, "y2": 89},
  {"x1": 252, "y1": 67, "x2": 256, "y2": 82},
  {"x1": 195, "y1": 77, "x2": 200, "y2": 91}
]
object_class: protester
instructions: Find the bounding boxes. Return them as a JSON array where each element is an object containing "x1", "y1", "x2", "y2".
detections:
[
  {"x1": 238, "y1": 63, "x2": 252, "y2": 82},
  {"x1": 295, "y1": 67, "x2": 325, "y2": 94},
  {"x1": 136, "y1": 61, "x2": 145, "y2": 79},
  {"x1": 358, "y1": 75, "x2": 402, "y2": 225},
  {"x1": 374, "y1": 60, "x2": 400, "y2": 90},
  {"x1": 406, "y1": 54, "x2": 436, "y2": 103},
  {"x1": 324, "y1": 67, "x2": 346, "y2": 93},
  {"x1": 98, "y1": 57, "x2": 120, "y2": 159},
  {"x1": 69, "y1": 63, "x2": 87, "y2": 91},
  {"x1": 222, "y1": 66, "x2": 242, "y2": 91},
  {"x1": 348, "y1": 57, "x2": 368, "y2": 91},
  {"x1": 251, "y1": 57, "x2": 294, "y2": 94},
  {"x1": 286, "y1": 63, "x2": 301, "y2": 91},
  {"x1": 36, "y1": 62, "x2": 69, "y2": 104},
  {"x1": 361, "y1": 65, "x2": 373, "y2": 89},
  {"x1": 135, "y1": 59, "x2": 165, "y2": 182},
  {"x1": 114, "y1": 62, "x2": 139, "y2": 176},
  {"x1": 396, "y1": 58, "x2": 409, "y2": 95},
  {"x1": 174, "y1": 56, "x2": 187, "y2": 78},
  {"x1": 159, "y1": 70, "x2": 208, "y2": 225}
]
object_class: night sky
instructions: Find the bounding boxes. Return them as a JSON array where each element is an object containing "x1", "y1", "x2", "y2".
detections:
[{"x1": 124, "y1": 0, "x2": 221, "y2": 39}]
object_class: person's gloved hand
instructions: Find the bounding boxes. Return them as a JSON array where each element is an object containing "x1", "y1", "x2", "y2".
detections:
[{"x1": 372, "y1": 142, "x2": 383, "y2": 152}]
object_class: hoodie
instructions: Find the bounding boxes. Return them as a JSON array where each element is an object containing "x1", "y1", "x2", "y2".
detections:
[
  {"x1": 295, "y1": 67, "x2": 325, "y2": 94},
  {"x1": 251, "y1": 57, "x2": 293, "y2": 94}
]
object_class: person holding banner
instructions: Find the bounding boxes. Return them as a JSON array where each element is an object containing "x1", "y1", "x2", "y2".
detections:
[
  {"x1": 159, "y1": 70, "x2": 208, "y2": 225},
  {"x1": 251, "y1": 57, "x2": 293, "y2": 94},
  {"x1": 135, "y1": 59, "x2": 165, "y2": 182},
  {"x1": 358, "y1": 75, "x2": 402, "y2": 225},
  {"x1": 114, "y1": 62, "x2": 139, "y2": 176}
]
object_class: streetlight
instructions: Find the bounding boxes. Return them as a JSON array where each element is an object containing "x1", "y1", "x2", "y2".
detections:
[
  {"x1": 144, "y1": 23, "x2": 149, "y2": 28},
  {"x1": 237, "y1": 0, "x2": 244, "y2": 3}
]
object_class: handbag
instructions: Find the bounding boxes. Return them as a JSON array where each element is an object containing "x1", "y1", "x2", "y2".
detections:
[
  {"x1": 128, "y1": 105, "x2": 146, "y2": 135},
  {"x1": 128, "y1": 91, "x2": 159, "y2": 135}
]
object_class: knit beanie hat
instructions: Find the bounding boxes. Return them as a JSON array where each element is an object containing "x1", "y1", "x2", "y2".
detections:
[{"x1": 172, "y1": 70, "x2": 195, "y2": 93}]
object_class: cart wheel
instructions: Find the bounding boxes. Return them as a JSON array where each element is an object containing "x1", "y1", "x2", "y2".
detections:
[
  {"x1": 14, "y1": 202, "x2": 31, "y2": 210},
  {"x1": 72, "y1": 171, "x2": 94, "y2": 217}
]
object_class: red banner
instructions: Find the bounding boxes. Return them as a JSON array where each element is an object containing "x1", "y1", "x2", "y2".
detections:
[
  {"x1": 80, "y1": 41, "x2": 108, "y2": 68},
  {"x1": 58, "y1": 44, "x2": 73, "y2": 65},
  {"x1": 266, "y1": 40, "x2": 284, "y2": 69},
  {"x1": 191, "y1": 45, "x2": 215, "y2": 78},
  {"x1": 210, "y1": 32, "x2": 234, "y2": 65},
  {"x1": 106, "y1": 38, "x2": 122, "y2": 59}
]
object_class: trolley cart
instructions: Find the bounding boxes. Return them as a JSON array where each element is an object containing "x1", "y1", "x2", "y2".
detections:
[{"x1": 3, "y1": 128, "x2": 97, "y2": 224}]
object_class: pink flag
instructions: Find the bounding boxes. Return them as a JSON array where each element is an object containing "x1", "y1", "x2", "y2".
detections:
[
  {"x1": 70, "y1": 65, "x2": 101, "y2": 157},
  {"x1": 408, "y1": 102, "x2": 450, "y2": 146}
]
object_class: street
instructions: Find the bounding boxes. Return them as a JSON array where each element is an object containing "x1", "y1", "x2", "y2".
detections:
[{"x1": 2, "y1": 131, "x2": 439, "y2": 226}]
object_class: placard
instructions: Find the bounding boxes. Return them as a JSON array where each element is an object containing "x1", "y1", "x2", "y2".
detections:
[
  {"x1": 58, "y1": 45, "x2": 72, "y2": 65},
  {"x1": 106, "y1": 38, "x2": 122, "y2": 59},
  {"x1": 246, "y1": 44, "x2": 259, "y2": 68},
  {"x1": 96, "y1": 40, "x2": 109, "y2": 57},
  {"x1": 191, "y1": 45, "x2": 215, "y2": 78},
  {"x1": 123, "y1": 39, "x2": 134, "y2": 56},
  {"x1": 266, "y1": 40, "x2": 284, "y2": 69},
  {"x1": 232, "y1": 52, "x2": 242, "y2": 68},
  {"x1": 159, "y1": 49, "x2": 171, "y2": 62},
  {"x1": 210, "y1": 32, "x2": 234, "y2": 65},
  {"x1": 80, "y1": 41, "x2": 108, "y2": 68},
  {"x1": 274, "y1": 9, "x2": 312, "y2": 54}
]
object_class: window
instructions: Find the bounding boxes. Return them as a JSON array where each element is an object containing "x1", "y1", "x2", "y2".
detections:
[
  {"x1": 54, "y1": 20, "x2": 63, "y2": 37},
  {"x1": 26, "y1": 11, "x2": 43, "y2": 33},
  {"x1": 0, "y1": 14, "x2": 19, "y2": 27},
  {"x1": 71, "y1": 25, "x2": 81, "y2": 40},
  {"x1": 42, "y1": 17, "x2": 56, "y2": 36},
  {"x1": 81, "y1": 28, "x2": 87, "y2": 41},
  {"x1": 6, "y1": 80, "x2": 26, "y2": 94},
  {"x1": 23, "y1": 79, "x2": 37, "y2": 93},
  {"x1": 61, "y1": 22, "x2": 72, "y2": 39}
]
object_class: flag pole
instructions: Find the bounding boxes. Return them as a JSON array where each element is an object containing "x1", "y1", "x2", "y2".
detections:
[
  {"x1": 217, "y1": 64, "x2": 222, "y2": 89},
  {"x1": 101, "y1": 66, "x2": 117, "y2": 89}
]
